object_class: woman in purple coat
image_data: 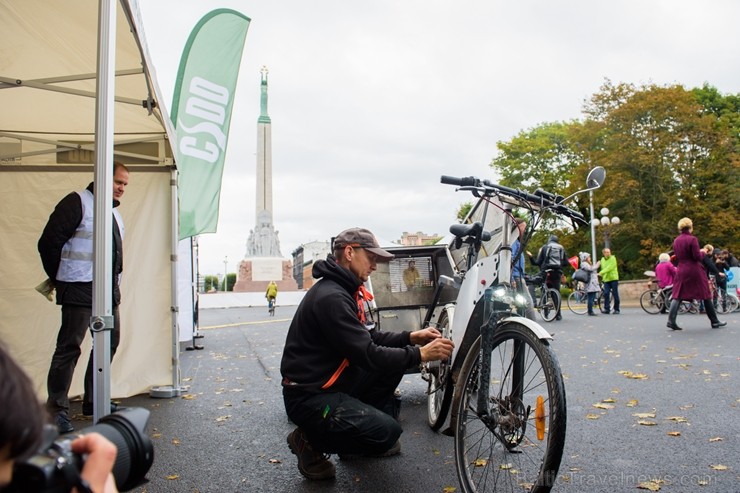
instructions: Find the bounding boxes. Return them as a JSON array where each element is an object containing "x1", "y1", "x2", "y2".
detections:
[{"x1": 666, "y1": 217, "x2": 727, "y2": 330}]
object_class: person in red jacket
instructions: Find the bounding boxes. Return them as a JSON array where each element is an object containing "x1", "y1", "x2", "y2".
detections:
[
  {"x1": 666, "y1": 218, "x2": 726, "y2": 331},
  {"x1": 280, "y1": 228, "x2": 454, "y2": 480}
]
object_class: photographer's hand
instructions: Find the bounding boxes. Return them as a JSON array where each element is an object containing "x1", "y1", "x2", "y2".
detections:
[{"x1": 71, "y1": 433, "x2": 119, "y2": 493}]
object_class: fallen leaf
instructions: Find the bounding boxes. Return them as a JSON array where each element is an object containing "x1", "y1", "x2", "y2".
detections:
[
  {"x1": 593, "y1": 403, "x2": 615, "y2": 410},
  {"x1": 473, "y1": 458, "x2": 487, "y2": 467},
  {"x1": 632, "y1": 410, "x2": 657, "y2": 419},
  {"x1": 638, "y1": 420, "x2": 657, "y2": 426},
  {"x1": 268, "y1": 458, "x2": 281, "y2": 464},
  {"x1": 499, "y1": 463, "x2": 513, "y2": 470},
  {"x1": 708, "y1": 437, "x2": 723, "y2": 442},
  {"x1": 626, "y1": 399, "x2": 639, "y2": 407},
  {"x1": 215, "y1": 415, "x2": 231, "y2": 422},
  {"x1": 166, "y1": 474, "x2": 179, "y2": 480},
  {"x1": 709, "y1": 464, "x2": 728, "y2": 471},
  {"x1": 637, "y1": 479, "x2": 663, "y2": 490},
  {"x1": 443, "y1": 487, "x2": 457, "y2": 493},
  {"x1": 665, "y1": 416, "x2": 688, "y2": 423},
  {"x1": 602, "y1": 398, "x2": 616, "y2": 403},
  {"x1": 171, "y1": 438, "x2": 180, "y2": 445},
  {"x1": 667, "y1": 431, "x2": 681, "y2": 436},
  {"x1": 181, "y1": 394, "x2": 196, "y2": 400},
  {"x1": 617, "y1": 370, "x2": 648, "y2": 380},
  {"x1": 586, "y1": 413, "x2": 601, "y2": 420}
]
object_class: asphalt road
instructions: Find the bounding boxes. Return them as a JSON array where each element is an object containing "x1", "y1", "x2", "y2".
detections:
[{"x1": 84, "y1": 304, "x2": 739, "y2": 493}]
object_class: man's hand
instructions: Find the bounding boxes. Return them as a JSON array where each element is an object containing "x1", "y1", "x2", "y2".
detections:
[
  {"x1": 71, "y1": 432, "x2": 119, "y2": 493},
  {"x1": 410, "y1": 327, "x2": 442, "y2": 346},
  {"x1": 420, "y1": 338, "x2": 454, "y2": 363}
]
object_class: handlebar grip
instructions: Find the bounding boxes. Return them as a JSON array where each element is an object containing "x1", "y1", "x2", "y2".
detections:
[{"x1": 441, "y1": 175, "x2": 478, "y2": 186}]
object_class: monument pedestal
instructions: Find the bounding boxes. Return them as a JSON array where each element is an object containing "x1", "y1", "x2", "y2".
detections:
[{"x1": 233, "y1": 257, "x2": 298, "y2": 292}]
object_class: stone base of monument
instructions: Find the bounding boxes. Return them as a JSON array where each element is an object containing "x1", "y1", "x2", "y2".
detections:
[{"x1": 233, "y1": 257, "x2": 298, "y2": 292}]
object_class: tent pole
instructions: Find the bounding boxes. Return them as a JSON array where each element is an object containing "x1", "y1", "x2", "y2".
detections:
[
  {"x1": 150, "y1": 168, "x2": 187, "y2": 397},
  {"x1": 90, "y1": 0, "x2": 117, "y2": 424}
]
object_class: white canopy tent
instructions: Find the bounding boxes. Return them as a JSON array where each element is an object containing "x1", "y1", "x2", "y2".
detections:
[{"x1": 0, "y1": 0, "x2": 193, "y2": 401}]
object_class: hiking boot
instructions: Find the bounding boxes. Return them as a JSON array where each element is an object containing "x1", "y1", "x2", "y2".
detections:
[
  {"x1": 339, "y1": 440, "x2": 401, "y2": 460},
  {"x1": 55, "y1": 411, "x2": 74, "y2": 434},
  {"x1": 82, "y1": 401, "x2": 119, "y2": 417},
  {"x1": 287, "y1": 428, "x2": 335, "y2": 480}
]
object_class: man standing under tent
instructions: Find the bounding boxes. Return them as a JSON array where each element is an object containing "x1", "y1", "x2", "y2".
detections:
[{"x1": 38, "y1": 162, "x2": 129, "y2": 433}]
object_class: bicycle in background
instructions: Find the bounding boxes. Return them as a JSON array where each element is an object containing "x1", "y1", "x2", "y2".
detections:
[
  {"x1": 527, "y1": 270, "x2": 561, "y2": 322},
  {"x1": 567, "y1": 282, "x2": 604, "y2": 315}
]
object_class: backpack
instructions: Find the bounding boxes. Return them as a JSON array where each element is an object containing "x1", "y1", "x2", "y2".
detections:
[{"x1": 543, "y1": 243, "x2": 564, "y2": 269}]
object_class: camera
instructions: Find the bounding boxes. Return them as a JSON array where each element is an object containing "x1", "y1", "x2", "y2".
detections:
[{"x1": 9, "y1": 407, "x2": 154, "y2": 492}]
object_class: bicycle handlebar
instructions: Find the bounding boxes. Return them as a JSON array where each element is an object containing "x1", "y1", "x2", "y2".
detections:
[{"x1": 440, "y1": 175, "x2": 586, "y2": 224}]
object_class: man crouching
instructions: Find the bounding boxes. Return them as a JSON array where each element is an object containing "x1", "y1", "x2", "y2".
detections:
[{"x1": 280, "y1": 227, "x2": 454, "y2": 480}]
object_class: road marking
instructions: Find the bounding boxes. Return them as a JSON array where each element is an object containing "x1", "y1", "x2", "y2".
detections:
[{"x1": 200, "y1": 318, "x2": 291, "y2": 330}]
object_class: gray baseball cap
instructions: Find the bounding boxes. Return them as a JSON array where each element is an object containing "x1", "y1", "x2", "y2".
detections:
[{"x1": 333, "y1": 228, "x2": 394, "y2": 262}]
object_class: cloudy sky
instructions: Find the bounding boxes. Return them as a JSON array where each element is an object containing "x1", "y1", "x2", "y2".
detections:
[{"x1": 137, "y1": 0, "x2": 739, "y2": 277}]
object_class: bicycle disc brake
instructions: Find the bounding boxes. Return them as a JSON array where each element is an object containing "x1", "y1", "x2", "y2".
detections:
[{"x1": 486, "y1": 396, "x2": 529, "y2": 452}]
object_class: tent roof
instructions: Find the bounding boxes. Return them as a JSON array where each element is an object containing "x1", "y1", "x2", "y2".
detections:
[{"x1": 0, "y1": 0, "x2": 175, "y2": 167}]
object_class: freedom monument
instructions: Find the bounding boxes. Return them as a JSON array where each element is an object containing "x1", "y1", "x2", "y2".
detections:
[{"x1": 233, "y1": 67, "x2": 297, "y2": 292}]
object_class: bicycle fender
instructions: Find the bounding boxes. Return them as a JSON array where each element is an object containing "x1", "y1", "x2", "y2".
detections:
[{"x1": 499, "y1": 316, "x2": 553, "y2": 341}]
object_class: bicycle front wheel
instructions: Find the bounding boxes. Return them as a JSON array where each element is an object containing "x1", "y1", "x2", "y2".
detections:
[
  {"x1": 639, "y1": 290, "x2": 662, "y2": 314},
  {"x1": 567, "y1": 290, "x2": 588, "y2": 315},
  {"x1": 427, "y1": 311, "x2": 453, "y2": 430},
  {"x1": 539, "y1": 289, "x2": 559, "y2": 322},
  {"x1": 454, "y1": 325, "x2": 566, "y2": 493}
]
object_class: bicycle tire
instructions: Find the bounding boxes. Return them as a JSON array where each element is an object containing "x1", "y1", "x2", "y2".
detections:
[
  {"x1": 639, "y1": 290, "x2": 662, "y2": 315},
  {"x1": 539, "y1": 289, "x2": 559, "y2": 322},
  {"x1": 567, "y1": 290, "x2": 588, "y2": 315},
  {"x1": 427, "y1": 311, "x2": 453, "y2": 431},
  {"x1": 453, "y1": 325, "x2": 566, "y2": 493},
  {"x1": 716, "y1": 292, "x2": 738, "y2": 314}
]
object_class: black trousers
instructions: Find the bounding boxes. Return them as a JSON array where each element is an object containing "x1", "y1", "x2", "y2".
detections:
[
  {"x1": 46, "y1": 304, "x2": 121, "y2": 414},
  {"x1": 283, "y1": 367, "x2": 404, "y2": 456}
]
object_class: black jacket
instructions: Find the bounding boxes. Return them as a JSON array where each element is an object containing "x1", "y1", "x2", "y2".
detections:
[
  {"x1": 38, "y1": 182, "x2": 124, "y2": 307},
  {"x1": 280, "y1": 255, "x2": 420, "y2": 393}
]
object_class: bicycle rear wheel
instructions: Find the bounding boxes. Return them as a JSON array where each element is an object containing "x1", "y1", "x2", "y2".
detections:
[
  {"x1": 427, "y1": 311, "x2": 453, "y2": 430},
  {"x1": 639, "y1": 290, "x2": 662, "y2": 314},
  {"x1": 567, "y1": 290, "x2": 588, "y2": 315},
  {"x1": 454, "y1": 324, "x2": 566, "y2": 493},
  {"x1": 539, "y1": 289, "x2": 559, "y2": 322}
]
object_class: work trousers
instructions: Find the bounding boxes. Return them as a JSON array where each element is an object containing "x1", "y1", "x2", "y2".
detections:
[
  {"x1": 46, "y1": 304, "x2": 121, "y2": 414},
  {"x1": 283, "y1": 366, "x2": 404, "y2": 456}
]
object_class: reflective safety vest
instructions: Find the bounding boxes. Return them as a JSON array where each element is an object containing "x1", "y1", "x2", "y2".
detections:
[{"x1": 57, "y1": 189, "x2": 124, "y2": 282}]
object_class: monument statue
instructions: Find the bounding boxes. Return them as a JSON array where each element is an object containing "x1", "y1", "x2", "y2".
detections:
[{"x1": 234, "y1": 67, "x2": 297, "y2": 292}]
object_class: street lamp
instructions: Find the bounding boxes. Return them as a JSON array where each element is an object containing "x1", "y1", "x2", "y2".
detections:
[
  {"x1": 591, "y1": 207, "x2": 620, "y2": 250},
  {"x1": 223, "y1": 255, "x2": 228, "y2": 292}
]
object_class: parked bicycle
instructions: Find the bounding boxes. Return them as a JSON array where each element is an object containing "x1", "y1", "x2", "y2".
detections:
[
  {"x1": 416, "y1": 167, "x2": 604, "y2": 493},
  {"x1": 527, "y1": 270, "x2": 561, "y2": 322}
]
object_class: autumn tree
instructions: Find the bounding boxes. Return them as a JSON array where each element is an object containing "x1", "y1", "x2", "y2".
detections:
[{"x1": 491, "y1": 80, "x2": 739, "y2": 278}]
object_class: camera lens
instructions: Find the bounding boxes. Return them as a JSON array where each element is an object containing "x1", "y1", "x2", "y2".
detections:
[{"x1": 80, "y1": 407, "x2": 154, "y2": 491}]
